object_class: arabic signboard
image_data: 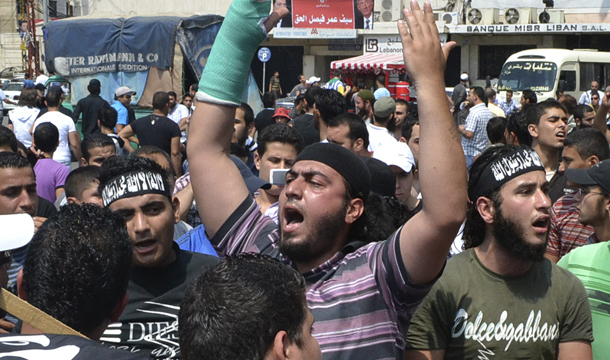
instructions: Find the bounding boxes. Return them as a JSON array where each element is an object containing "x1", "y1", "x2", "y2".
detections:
[
  {"x1": 293, "y1": 0, "x2": 355, "y2": 29},
  {"x1": 274, "y1": 28, "x2": 357, "y2": 39},
  {"x1": 447, "y1": 23, "x2": 609, "y2": 34},
  {"x1": 363, "y1": 34, "x2": 447, "y2": 54}
]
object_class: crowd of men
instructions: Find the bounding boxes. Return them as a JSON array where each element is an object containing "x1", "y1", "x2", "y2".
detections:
[{"x1": 0, "y1": 0, "x2": 609, "y2": 359}]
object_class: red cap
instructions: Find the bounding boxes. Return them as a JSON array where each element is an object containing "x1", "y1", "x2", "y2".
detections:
[{"x1": 272, "y1": 107, "x2": 291, "y2": 120}]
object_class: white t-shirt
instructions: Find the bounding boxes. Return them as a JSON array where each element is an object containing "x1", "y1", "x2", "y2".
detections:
[
  {"x1": 0, "y1": 90, "x2": 5, "y2": 111},
  {"x1": 367, "y1": 122, "x2": 396, "y2": 153},
  {"x1": 167, "y1": 104, "x2": 190, "y2": 124},
  {"x1": 33, "y1": 111, "x2": 77, "y2": 165}
]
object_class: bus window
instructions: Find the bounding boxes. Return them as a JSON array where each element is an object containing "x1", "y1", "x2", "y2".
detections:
[
  {"x1": 497, "y1": 61, "x2": 557, "y2": 92},
  {"x1": 559, "y1": 71, "x2": 576, "y2": 92},
  {"x1": 580, "y1": 63, "x2": 604, "y2": 91}
]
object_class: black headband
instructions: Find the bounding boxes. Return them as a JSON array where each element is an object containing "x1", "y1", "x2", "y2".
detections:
[
  {"x1": 102, "y1": 170, "x2": 170, "y2": 207},
  {"x1": 469, "y1": 148, "x2": 545, "y2": 202},
  {"x1": 295, "y1": 143, "x2": 371, "y2": 199}
]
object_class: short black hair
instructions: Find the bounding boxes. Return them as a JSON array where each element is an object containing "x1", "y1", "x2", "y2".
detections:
[
  {"x1": 564, "y1": 128, "x2": 609, "y2": 161},
  {"x1": 81, "y1": 133, "x2": 116, "y2": 162},
  {"x1": 239, "y1": 102, "x2": 255, "y2": 127},
  {"x1": 98, "y1": 106, "x2": 118, "y2": 129},
  {"x1": 400, "y1": 115, "x2": 419, "y2": 143},
  {"x1": 316, "y1": 89, "x2": 348, "y2": 125},
  {"x1": 463, "y1": 145, "x2": 523, "y2": 249},
  {"x1": 33, "y1": 122, "x2": 59, "y2": 153},
  {"x1": 573, "y1": 104, "x2": 594, "y2": 121},
  {"x1": 152, "y1": 91, "x2": 170, "y2": 110},
  {"x1": 486, "y1": 116, "x2": 507, "y2": 144},
  {"x1": 525, "y1": 98, "x2": 567, "y2": 127},
  {"x1": 333, "y1": 69, "x2": 342, "y2": 77},
  {"x1": 45, "y1": 86, "x2": 63, "y2": 107},
  {"x1": 304, "y1": 85, "x2": 323, "y2": 110},
  {"x1": 167, "y1": 91, "x2": 177, "y2": 98},
  {"x1": 395, "y1": 97, "x2": 409, "y2": 110},
  {"x1": 257, "y1": 123, "x2": 305, "y2": 157},
  {"x1": 0, "y1": 126, "x2": 19, "y2": 152},
  {"x1": 22, "y1": 203, "x2": 132, "y2": 336},
  {"x1": 65, "y1": 166, "x2": 102, "y2": 200},
  {"x1": 470, "y1": 86, "x2": 486, "y2": 105},
  {"x1": 521, "y1": 89, "x2": 537, "y2": 105},
  {"x1": 179, "y1": 254, "x2": 307, "y2": 360},
  {"x1": 328, "y1": 112, "x2": 369, "y2": 149},
  {"x1": 0, "y1": 151, "x2": 31, "y2": 169},
  {"x1": 506, "y1": 111, "x2": 531, "y2": 146},
  {"x1": 262, "y1": 92, "x2": 276, "y2": 108},
  {"x1": 98, "y1": 155, "x2": 170, "y2": 202}
]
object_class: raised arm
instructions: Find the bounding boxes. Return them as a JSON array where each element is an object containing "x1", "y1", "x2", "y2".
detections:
[
  {"x1": 188, "y1": 0, "x2": 287, "y2": 237},
  {"x1": 397, "y1": 1, "x2": 467, "y2": 285}
]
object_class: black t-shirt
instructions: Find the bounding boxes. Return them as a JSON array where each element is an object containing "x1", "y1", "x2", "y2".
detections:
[
  {"x1": 101, "y1": 244, "x2": 219, "y2": 359},
  {"x1": 130, "y1": 115, "x2": 181, "y2": 156},
  {"x1": 37, "y1": 196, "x2": 58, "y2": 218},
  {"x1": 0, "y1": 333, "x2": 146, "y2": 359},
  {"x1": 292, "y1": 113, "x2": 319, "y2": 146}
]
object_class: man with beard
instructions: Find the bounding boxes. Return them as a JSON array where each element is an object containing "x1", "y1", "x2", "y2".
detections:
[
  {"x1": 367, "y1": 96, "x2": 398, "y2": 153},
  {"x1": 405, "y1": 145, "x2": 593, "y2": 359},
  {"x1": 187, "y1": 1, "x2": 467, "y2": 359},
  {"x1": 354, "y1": 89, "x2": 374, "y2": 123}
]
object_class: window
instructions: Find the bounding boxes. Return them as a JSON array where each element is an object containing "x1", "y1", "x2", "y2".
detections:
[{"x1": 559, "y1": 71, "x2": 576, "y2": 91}]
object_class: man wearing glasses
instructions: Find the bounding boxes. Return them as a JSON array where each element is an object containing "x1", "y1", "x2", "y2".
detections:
[{"x1": 559, "y1": 160, "x2": 610, "y2": 360}]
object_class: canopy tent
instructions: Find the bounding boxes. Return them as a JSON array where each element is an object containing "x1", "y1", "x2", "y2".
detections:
[{"x1": 330, "y1": 53, "x2": 405, "y2": 72}]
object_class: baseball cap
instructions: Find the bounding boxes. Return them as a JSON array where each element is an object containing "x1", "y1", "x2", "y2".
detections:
[
  {"x1": 115, "y1": 86, "x2": 136, "y2": 98},
  {"x1": 565, "y1": 160, "x2": 610, "y2": 194},
  {"x1": 307, "y1": 76, "x2": 321, "y2": 85},
  {"x1": 230, "y1": 155, "x2": 271, "y2": 194},
  {"x1": 272, "y1": 108, "x2": 291, "y2": 121},
  {"x1": 460, "y1": 73, "x2": 469, "y2": 81},
  {"x1": 89, "y1": 79, "x2": 101, "y2": 88},
  {"x1": 373, "y1": 142, "x2": 415, "y2": 173},
  {"x1": 373, "y1": 96, "x2": 396, "y2": 118},
  {"x1": 0, "y1": 214, "x2": 35, "y2": 251}
]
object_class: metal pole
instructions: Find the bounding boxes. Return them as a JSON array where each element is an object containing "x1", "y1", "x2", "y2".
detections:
[
  {"x1": 43, "y1": 0, "x2": 49, "y2": 26},
  {"x1": 262, "y1": 63, "x2": 266, "y2": 94}
]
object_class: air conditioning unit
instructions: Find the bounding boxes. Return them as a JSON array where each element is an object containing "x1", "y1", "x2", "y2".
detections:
[
  {"x1": 467, "y1": 8, "x2": 499, "y2": 25},
  {"x1": 504, "y1": 7, "x2": 537, "y2": 25},
  {"x1": 539, "y1": 9, "x2": 565, "y2": 24},
  {"x1": 374, "y1": 0, "x2": 401, "y2": 22},
  {"x1": 435, "y1": 12, "x2": 459, "y2": 25}
]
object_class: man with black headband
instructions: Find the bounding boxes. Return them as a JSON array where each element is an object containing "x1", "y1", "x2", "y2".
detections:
[
  {"x1": 405, "y1": 145, "x2": 593, "y2": 359},
  {"x1": 187, "y1": 0, "x2": 467, "y2": 359},
  {"x1": 97, "y1": 155, "x2": 219, "y2": 359}
]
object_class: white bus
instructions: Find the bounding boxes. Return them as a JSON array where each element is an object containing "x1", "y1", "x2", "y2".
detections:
[{"x1": 496, "y1": 48, "x2": 610, "y2": 103}]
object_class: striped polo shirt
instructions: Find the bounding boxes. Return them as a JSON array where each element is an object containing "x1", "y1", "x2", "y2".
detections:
[{"x1": 211, "y1": 196, "x2": 436, "y2": 360}]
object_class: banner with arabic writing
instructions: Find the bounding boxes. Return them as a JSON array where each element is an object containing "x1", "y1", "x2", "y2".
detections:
[{"x1": 292, "y1": 0, "x2": 357, "y2": 29}]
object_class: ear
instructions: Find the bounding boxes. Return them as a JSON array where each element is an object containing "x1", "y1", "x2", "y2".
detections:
[
  {"x1": 399, "y1": 137, "x2": 407, "y2": 143},
  {"x1": 17, "y1": 269, "x2": 26, "y2": 300},
  {"x1": 586, "y1": 155, "x2": 600, "y2": 167},
  {"x1": 97, "y1": 119, "x2": 101, "y2": 128},
  {"x1": 345, "y1": 197, "x2": 365, "y2": 225},
  {"x1": 247, "y1": 121, "x2": 255, "y2": 133},
  {"x1": 79, "y1": 157, "x2": 88, "y2": 167},
  {"x1": 66, "y1": 196, "x2": 79, "y2": 205},
  {"x1": 527, "y1": 123, "x2": 539, "y2": 138},
  {"x1": 354, "y1": 138, "x2": 364, "y2": 152},
  {"x1": 109, "y1": 292, "x2": 129, "y2": 322},
  {"x1": 574, "y1": 118, "x2": 582, "y2": 127},
  {"x1": 268, "y1": 330, "x2": 289, "y2": 360},
  {"x1": 476, "y1": 196, "x2": 495, "y2": 224},
  {"x1": 254, "y1": 151, "x2": 262, "y2": 170},
  {"x1": 171, "y1": 196, "x2": 181, "y2": 225}
]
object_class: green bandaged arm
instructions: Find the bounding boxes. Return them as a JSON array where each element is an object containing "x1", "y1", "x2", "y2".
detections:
[{"x1": 197, "y1": 0, "x2": 271, "y2": 106}]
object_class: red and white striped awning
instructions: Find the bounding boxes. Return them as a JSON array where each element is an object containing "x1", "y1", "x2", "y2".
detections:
[{"x1": 330, "y1": 53, "x2": 405, "y2": 71}]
